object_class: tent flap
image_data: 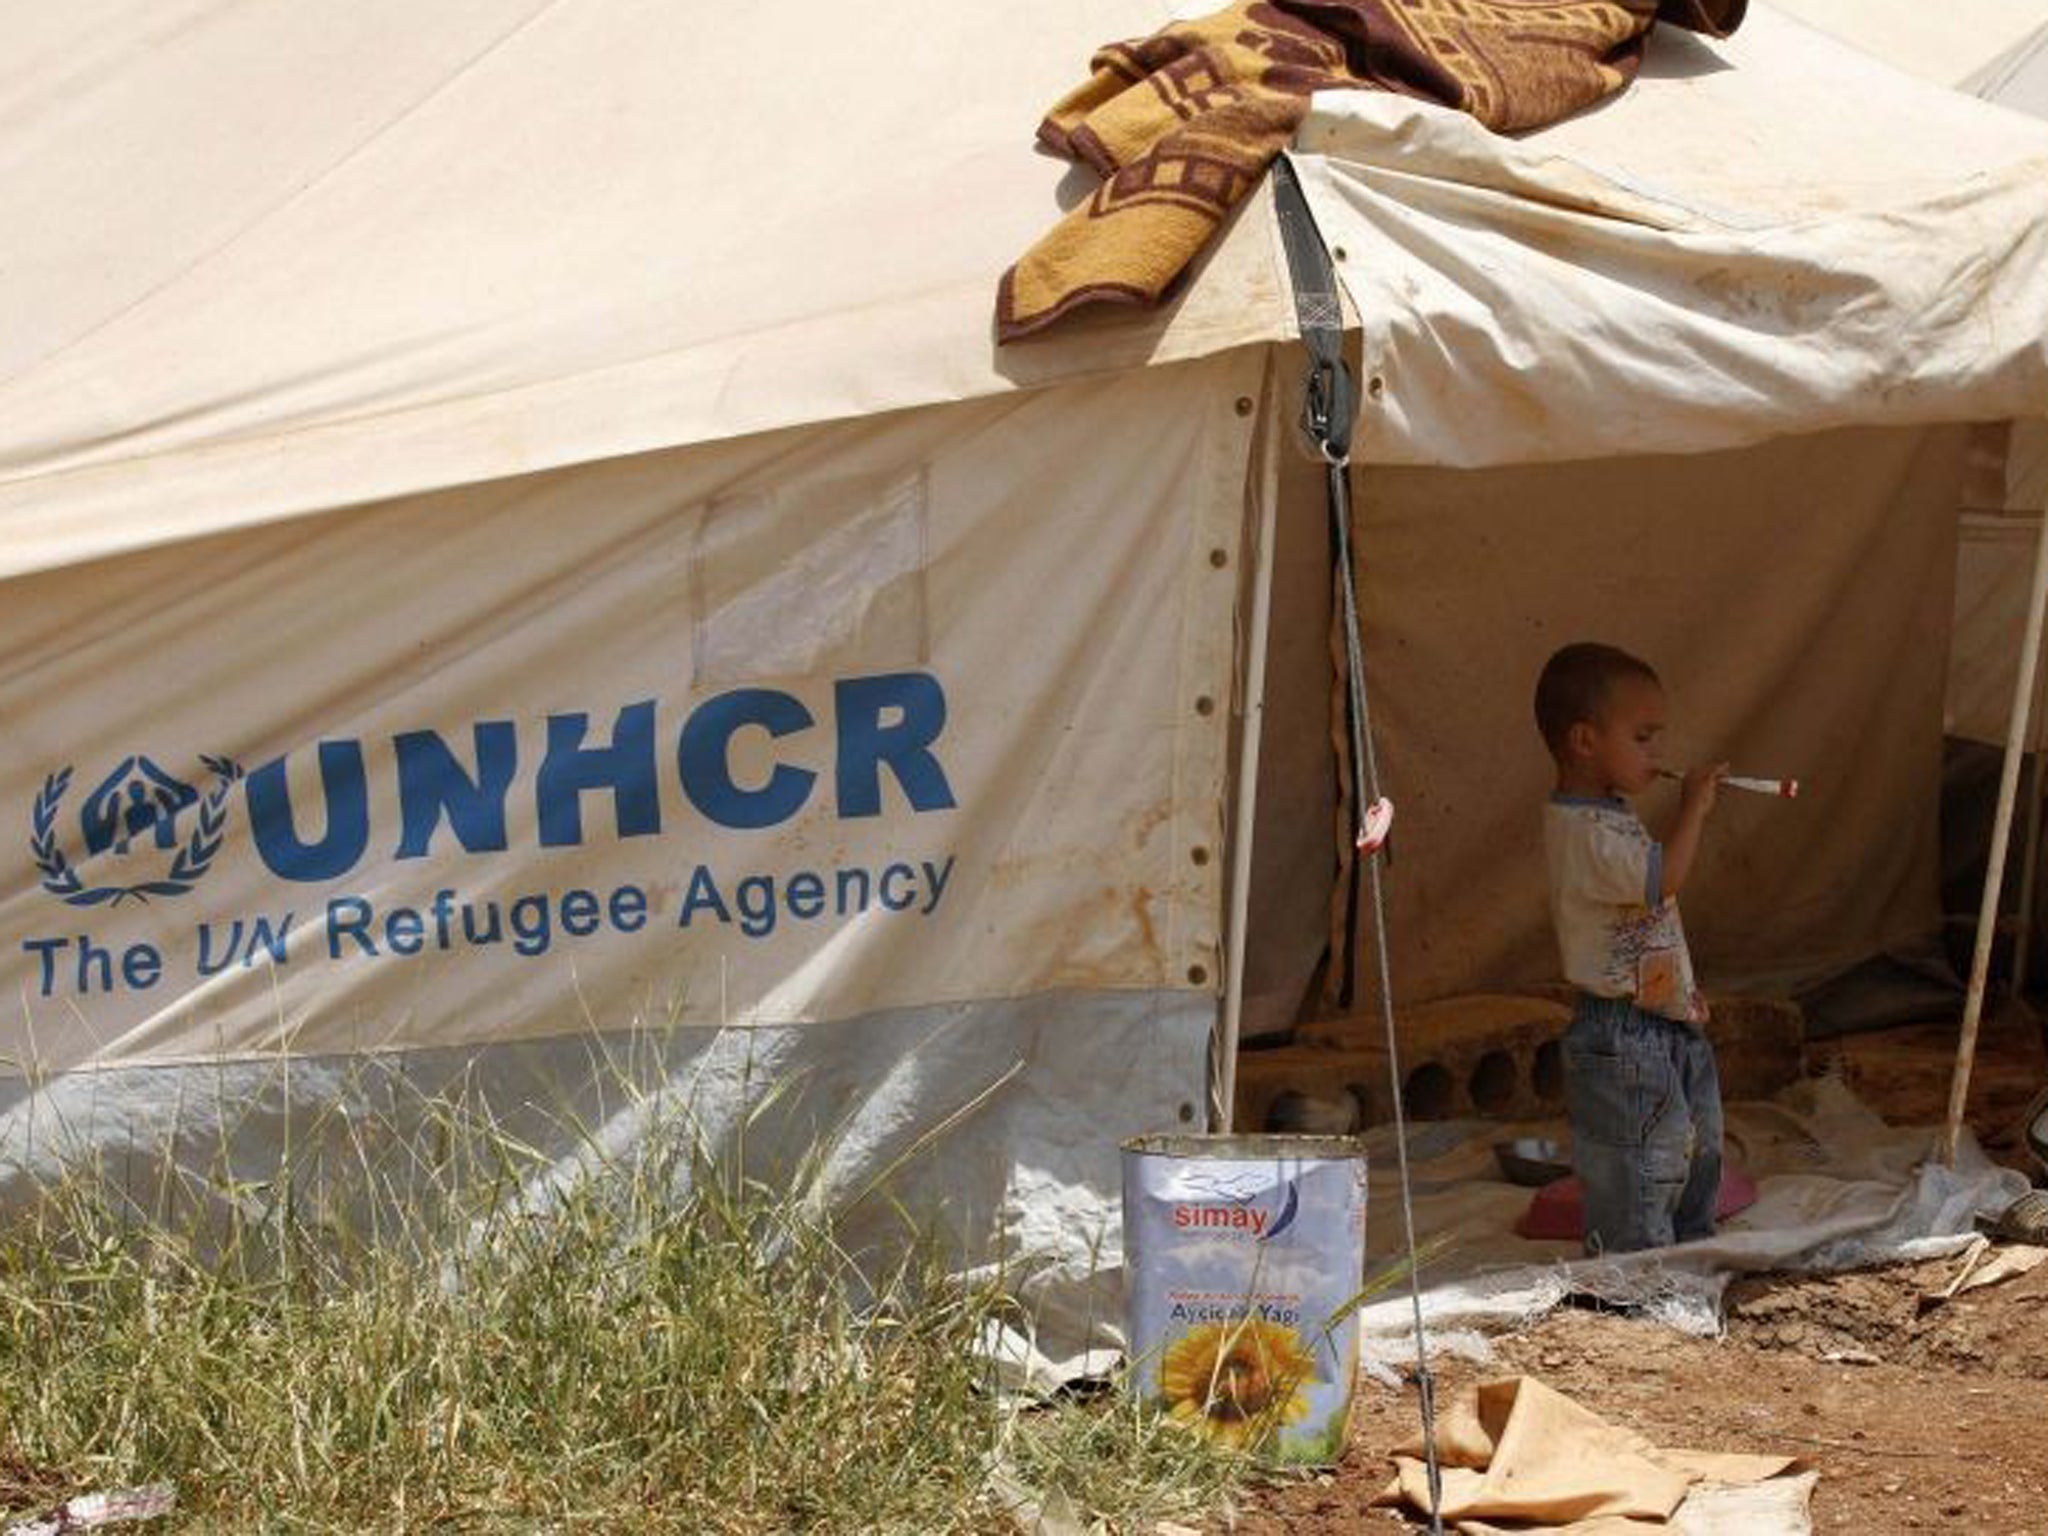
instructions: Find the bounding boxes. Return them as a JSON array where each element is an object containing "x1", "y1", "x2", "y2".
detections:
[
  {"x1": 1350, "y1": 425, "x2": 1966, "y2": 1005},
  {"x1": 1295, "y1": 6, "x2": 2048, "y2": 468}
]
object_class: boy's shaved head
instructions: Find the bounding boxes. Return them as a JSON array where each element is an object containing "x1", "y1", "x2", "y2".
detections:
[{"x1": 1535, "y1": 642, "x2": 1660, "y2": 757}]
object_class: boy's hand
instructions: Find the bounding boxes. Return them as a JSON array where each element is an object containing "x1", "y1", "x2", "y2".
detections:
[
  {"x1": 1681, "y1": 762, "x2": 1728, "y2": 817},
  {"x1": 1660, "y1": 763, "x2": 1728, "y2": 901}
]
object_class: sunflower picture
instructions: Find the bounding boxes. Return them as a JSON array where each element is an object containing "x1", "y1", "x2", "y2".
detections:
[{"x1": 1155, "y1": 1317, "x2": 1318, "y2": 1449}]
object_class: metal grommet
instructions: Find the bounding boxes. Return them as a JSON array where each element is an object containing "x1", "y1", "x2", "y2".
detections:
[
  {"x1": 1187, "y1": 964, "x2": 1209, "y2": 986},
  {"x1": 1234, "y1": 396, "x2": 1254, "y2": 417},
  {"x1": 1208, "y1": 547, "x2": 1228, "y2": 569},
  {"x1": 1367, "y1": 375, "x2": 1385, "y2": 400},
  {"x1": 1194, "y1": 695, "x2": 1215, "y2": 717},
  {"x1": 1191, "y1": 846, "x2": 1211, "y2": 866},
  {"x1": 1177, "y1": 1101, "x2": 1196, "y2": 1124}
]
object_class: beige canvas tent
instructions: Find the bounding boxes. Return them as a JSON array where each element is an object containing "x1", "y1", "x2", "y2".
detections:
[
  {"x1": 1769, "y1": 0, "x2": 2048, "y2": 113},
  {"x1": 1765, "y1": 0, "x2": 2048, "y2": 748},
  {"x1": 1734, "y1": 0, "x2": 2048, "y2": 1115},
  {"x1": 1260, "y1": 7, "x2": 2048, "y2": 1044},
  {"x1": 2, "y1": 2, "x2": 2045, "y2": 1373}
]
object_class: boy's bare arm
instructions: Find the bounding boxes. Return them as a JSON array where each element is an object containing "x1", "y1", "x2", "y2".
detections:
[{"x1": 1660, "y1": 762, "x2": 1727, "y2": 901}]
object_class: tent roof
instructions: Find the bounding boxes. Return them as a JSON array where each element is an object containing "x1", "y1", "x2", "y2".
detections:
[
  {"x1": 1767, "y1": 0, "x2": 2048, "y2": 105},
  {"x1": 1301, "y1": 2, "x2": 2048, "y2": 465},
  {"x1": 4, "y1": 1, "x2": 2048, "y2": 563},
  {"x1": 0, "y1": 0, "x2": 1287, "y2": 577}
]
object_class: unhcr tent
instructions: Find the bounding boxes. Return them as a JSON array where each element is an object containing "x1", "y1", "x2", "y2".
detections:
[
  {"x1": 1765, "y1": 0, "x2": 2048, "y2": 751},
  {"x1": 1769, "y1": 0, "x2": 2048, "y2": 111},
  {"x1": 1738, "y1": 0, "x2": 2048, "y2": 1062},
  {"x1": 1286, "y1": 9, "x2": 2048, "y2": 1022},
  {"x1": 3, "y1": 2, "x2": 2046, "y2": 1374}
]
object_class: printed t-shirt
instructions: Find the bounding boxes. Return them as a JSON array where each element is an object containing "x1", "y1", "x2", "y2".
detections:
[{"x1": 1543, "y1": 795, "x2": 1706, "y2": 1026}]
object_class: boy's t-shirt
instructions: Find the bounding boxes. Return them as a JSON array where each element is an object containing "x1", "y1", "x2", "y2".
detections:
[{"x1": 1543, "y1": 795, "x2": 1707, "y2": 1026}]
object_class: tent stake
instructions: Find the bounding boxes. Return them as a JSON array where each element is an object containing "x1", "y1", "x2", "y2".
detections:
[
  {"x1": 1943, "y1": 452, "x2": 2048, "y2": 1166},
  {"x1": 1214, "y1": 379, "x2": 1281, "y2": 1131}
]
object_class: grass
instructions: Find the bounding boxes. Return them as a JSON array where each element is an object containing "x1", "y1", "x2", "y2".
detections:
[{"x1": 0, "y1": 1056, "x2": 1265, "y2": 1532}]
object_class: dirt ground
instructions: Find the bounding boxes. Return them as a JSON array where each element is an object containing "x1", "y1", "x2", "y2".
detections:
[
  {"x1": 1818, "y1": 1012, "x2": 2047, "y2": 1176},
  {"x1": 1222, "y1": 1019, "x2": 2048, "y2": 1533},
  {"x1": 1225, "y1": 1255, "x2": 2048, "y2": 1532}
]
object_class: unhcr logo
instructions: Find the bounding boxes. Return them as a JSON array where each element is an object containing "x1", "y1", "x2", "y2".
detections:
[
  {"x1": 25, "y1": 671, "x2": 954, "y2": 908},
  {"x1": 17, "y1": 672, "x2": 961, "y2": 1000},
  {"x1": 30, "y1": 755, "x2": 245, "y2": 906}
]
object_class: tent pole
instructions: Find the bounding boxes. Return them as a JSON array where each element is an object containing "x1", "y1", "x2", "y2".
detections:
[
  {"x1": 1943, "y1": 471, "x2": 2048, "y2": 1166},
  {"x1": 1215, "y1": 399, "x2": 1281, "y2": 1132}
]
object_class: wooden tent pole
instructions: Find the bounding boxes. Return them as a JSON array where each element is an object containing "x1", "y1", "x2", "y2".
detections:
[
  {"x1": 1943, "y1": 478, "x2": 2048, "y2": 1165},
  {"x1": 1214, "y1": 382, "x2": 1281, "y2": 1132}
]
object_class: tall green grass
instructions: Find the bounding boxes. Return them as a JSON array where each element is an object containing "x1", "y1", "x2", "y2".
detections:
[{"x1": 0, "y1": 1060, "x2": 1257, "y2": 1532}]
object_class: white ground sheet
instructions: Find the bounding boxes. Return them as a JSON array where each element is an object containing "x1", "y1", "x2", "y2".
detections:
[{"x1": 1351, "y1": 1077, "x2": 2029, "y2": 1370}]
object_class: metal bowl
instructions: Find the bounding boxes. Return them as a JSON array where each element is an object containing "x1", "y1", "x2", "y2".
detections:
[{"x1": 1493, "y1": 1136, "x2": 1572, "y2": 1188}]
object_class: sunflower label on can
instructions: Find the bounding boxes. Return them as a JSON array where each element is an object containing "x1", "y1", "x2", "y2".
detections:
[{"x1": 1121, "y1": 1133, "x2": 1367, "y2": 1464}]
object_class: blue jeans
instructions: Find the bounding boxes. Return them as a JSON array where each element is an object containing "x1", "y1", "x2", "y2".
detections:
[{"x1": 1563, "y1": 995, "x2": 1723, "y2": 1255}]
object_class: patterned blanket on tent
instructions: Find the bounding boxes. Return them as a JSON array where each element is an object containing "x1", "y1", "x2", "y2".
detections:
[{"x1": 996, "y1": 0, "x2": 1746, "y2": 342}]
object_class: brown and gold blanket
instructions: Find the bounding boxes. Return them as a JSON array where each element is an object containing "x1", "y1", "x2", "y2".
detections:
[{"x1": 997, "y1": 0, "x2": 1745, "y2": 342}]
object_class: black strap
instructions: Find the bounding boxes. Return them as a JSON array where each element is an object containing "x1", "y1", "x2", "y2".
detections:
[
  {"x1": 1269, "y1": 151, "x2": 1445, "y2": 1536},
  {"x1": 1271, "y1": 154, "x2": 1368, "y2": 1006},
  {"x1": 1271, "y1": 156, "x2": 1356, "y2": 463}
]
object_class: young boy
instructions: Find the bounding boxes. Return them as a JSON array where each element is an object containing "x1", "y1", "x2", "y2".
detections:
[{"x1": 1534, "y1": 642, "x2": 1727, "y2": 1255}]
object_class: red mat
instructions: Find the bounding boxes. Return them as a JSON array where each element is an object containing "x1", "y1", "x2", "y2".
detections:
[{"x1": 1515, "y1": 1165, "x2": 1759, "y2": 1242}]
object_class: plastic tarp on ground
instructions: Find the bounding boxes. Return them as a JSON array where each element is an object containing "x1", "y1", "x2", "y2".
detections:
[{"x1": 1351, "y1": 1076, "x2": 2029, "y2": 1366}]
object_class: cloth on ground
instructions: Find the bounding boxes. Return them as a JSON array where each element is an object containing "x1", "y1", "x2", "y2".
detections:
[
  {"x1": 1918, "y1": 1234, "x2": 2048, "y2": 1309},
  {"x1": 1353, "y1": 1075, "x2": 2029, "y2": 1367},
  {"x1": 1376, "y1": 1374, "x2": 1809, "y2": 1533},
  {"x1": 996, "y1": 0, "x2": 1747, "y2": 341}
]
